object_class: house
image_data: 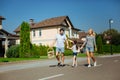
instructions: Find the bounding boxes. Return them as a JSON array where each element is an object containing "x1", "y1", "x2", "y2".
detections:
[
  {"x1": 70, "y1": 31, "x2": 87, "y2": 46},
  {"x1": 0, "y1": 16, "x2": 19, "y2": 58},
  {"x1": 14, "y1": 16, "x2": 80, "y2": 46}
]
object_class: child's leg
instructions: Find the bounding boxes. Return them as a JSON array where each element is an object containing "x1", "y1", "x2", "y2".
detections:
[
  {"x1": 75, "y1": 56, "x2": 77, "y2": 67},
  {"x1": 72, "y1": 56, "x2": 75, "y2": 66}
]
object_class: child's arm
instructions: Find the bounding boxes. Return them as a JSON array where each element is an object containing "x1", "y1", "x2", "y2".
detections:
[{"x1": 67, "y1": 46, "x2": 73, "y2": 50}]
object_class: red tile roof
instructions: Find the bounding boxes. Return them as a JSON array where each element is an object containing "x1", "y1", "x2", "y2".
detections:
[{"x1": 14, "y1": 16, "x2": 80, "y2": 32}]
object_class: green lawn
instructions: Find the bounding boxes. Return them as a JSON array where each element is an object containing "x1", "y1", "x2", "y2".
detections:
[
  {"x1": 0, "y1": 53, "x2": 119, "y2": 62},
  {"x1": 0, "y1": 56, "x2": 48, "y2": 62}
]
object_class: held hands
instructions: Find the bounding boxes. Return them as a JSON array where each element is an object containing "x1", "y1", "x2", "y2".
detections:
[{"x1": 80, "y1": 46, "x2": 83, "y2": 50}]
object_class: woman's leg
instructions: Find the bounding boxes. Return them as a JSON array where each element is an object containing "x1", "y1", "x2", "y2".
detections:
[
  {"x1": 90, "y1": 52, "x2": 96, "y2": 62},
  {"x1": 90, "y1": 52, "x2": 97, "y2": 66},
  {"x1": 86, "y1": 51, "x2": 91, "y2": 67}
]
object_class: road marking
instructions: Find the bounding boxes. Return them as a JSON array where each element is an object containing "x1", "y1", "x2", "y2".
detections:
[
  {"x1": 38, "y1": 74, "x2": 64, "y2": 80},
  {"x1": 95, "y1": 64, "x2": 102, "y2": 67},
  {"x1": 114, "y1": 60, "x2": 119, "y2": 62}
]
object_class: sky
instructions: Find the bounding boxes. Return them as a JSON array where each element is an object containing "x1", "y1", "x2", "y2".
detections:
[{"x1": 0, "y1": 0, "x2": 120, "y2": 34}]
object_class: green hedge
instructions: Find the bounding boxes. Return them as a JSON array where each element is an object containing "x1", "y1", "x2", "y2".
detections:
[
  {"x1": 6, "y1": 45, "x2": 20, "y2": 58},
  {"x1": 64, "y1": 49, "x2": 73, "y2": 56},
  {"x1": 102, "y1": 45, "x2": 120, "y2": 54},
  {"x1": 6, "y1": 44, "x2": 49, "y2": 58}
]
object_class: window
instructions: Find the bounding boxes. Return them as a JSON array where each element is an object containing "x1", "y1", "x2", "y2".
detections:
[
  {"x1": 39, "y1": 29, "x2": 42, "y2": 36},
  {"x1": 33, "y1": 30, "x2": 35, "y2": 37}
]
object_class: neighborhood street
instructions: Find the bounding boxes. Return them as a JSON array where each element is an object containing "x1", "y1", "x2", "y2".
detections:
[{"x1": 0, "y1": 55, "x2": 120, "y2": 80}]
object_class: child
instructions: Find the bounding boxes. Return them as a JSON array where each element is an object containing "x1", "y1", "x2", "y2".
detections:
[
  {"x1": 80, "y1": 29, "x2": 97, "y2": 67},
  {"x1": 68, "y1": 40, "x2": 80, "y2": 67}
]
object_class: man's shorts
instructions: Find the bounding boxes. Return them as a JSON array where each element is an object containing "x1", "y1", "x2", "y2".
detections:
[
  {"x1": 56, "y1": 47, "x2": 64, "y2": 53},
  {"x1": 85, "y1": 47, "x2": 94, "y2": 52}
]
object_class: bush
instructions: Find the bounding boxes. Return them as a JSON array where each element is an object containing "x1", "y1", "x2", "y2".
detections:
[
  {"x1": 30, "y1": 44, "x2": 41, "y2": 58},
  {"x1": 64, "y1": 49, "x2": 73, "y2": 56},
  {"x1": 39, "y1": 45, "x2": 49, "y2": 56},
  {"x1": 30, "y1": 44, "x2": 49, "y2": 57},
  {"x1": 6, "y1": 45, "x2": 20, "y2": 58},
  {"x1": 103, "y1": 45, "x2": 120, "y2": 54}
]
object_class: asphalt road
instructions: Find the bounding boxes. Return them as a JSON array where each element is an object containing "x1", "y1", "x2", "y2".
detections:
[{"x1": 0, "y1": 55, "x2": 120, "y2": 80}]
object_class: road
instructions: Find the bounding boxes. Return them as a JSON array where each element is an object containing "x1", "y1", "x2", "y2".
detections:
[{"x1": 0, "y1": 55, "x2": 120, "y2": 80}]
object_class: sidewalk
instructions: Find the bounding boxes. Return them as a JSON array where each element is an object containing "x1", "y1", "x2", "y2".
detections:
[{"x1": 99, "y1": 54, "x2": 120, "y2": 58}]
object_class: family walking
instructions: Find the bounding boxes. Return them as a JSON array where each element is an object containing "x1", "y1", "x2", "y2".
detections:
[{"x1": 51, "y1": 28, "x2": 97, "y2": 68}]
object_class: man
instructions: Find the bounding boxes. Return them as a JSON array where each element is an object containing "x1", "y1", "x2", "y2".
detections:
[{"x1": 52, "y1": 28, "x2": 68, "y2": 66}]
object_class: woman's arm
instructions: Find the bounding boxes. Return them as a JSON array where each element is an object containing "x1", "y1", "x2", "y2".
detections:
[
  {"x1": 93, "y1": 36, "x2": 97, "y2": 51},
  {"x1": 80, "y1": 39, "x2": 87, "y2": 49}
]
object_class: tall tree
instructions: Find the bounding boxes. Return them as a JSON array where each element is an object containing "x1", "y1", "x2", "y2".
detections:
[{"x1": 20, "y1": 22, "x2": 31, "y2": 57}]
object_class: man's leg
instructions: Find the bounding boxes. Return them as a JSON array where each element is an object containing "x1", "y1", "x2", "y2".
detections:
[
  {"x1": 61, "y1": 53, "x2": 64, "y2": 65},
  {"x1": 56, "y1": 52, "x2": 60, "y2": 63}
]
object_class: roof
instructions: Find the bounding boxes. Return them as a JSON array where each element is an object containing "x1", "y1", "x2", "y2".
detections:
[
  {"x1": 0, "y1": 29, "x2": 19, "y2": 40},
  {"x1": 14, "y1": 16, "x2": 80, "y2": 32}
]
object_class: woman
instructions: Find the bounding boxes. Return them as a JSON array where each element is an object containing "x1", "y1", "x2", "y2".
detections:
[{"x1": 81, "y1": 29, "x2": 97, "y2": 67}]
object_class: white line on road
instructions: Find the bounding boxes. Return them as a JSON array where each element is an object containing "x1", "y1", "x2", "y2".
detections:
[
  {"x1": 38, "y1": 74, "x2": 64, "y2": 80},
  {"x1": 95, "y1": 64, "x2": 102, "y2": 67},
  {"x1": 114, "y1": 60, "x2": 119, "y2": 62}
]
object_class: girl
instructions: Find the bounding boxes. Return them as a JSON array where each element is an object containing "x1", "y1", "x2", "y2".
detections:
[
  {"x1": 68, "y1": 40, "x2": 79, "y2": 67},
  {"x1": 80, "y1": 29, "x2": 97, "y2": 67}
]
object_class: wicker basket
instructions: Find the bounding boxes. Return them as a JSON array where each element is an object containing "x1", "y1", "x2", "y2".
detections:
[{"x1": 47, "y1": 48, "x2": 55, "y2": 59}]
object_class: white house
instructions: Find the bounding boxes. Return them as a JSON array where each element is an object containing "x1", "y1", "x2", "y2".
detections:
[{"x1": 14, "y1": 16, "x2": 80, "y2": 46}]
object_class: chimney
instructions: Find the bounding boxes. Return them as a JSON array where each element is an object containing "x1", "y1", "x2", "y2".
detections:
[
  {"x1": 0, "y1": 16, "x2": 5, "y2": 29},
  {"x1": 29, "y1": 19, "x2": 34, "y2": 25}
]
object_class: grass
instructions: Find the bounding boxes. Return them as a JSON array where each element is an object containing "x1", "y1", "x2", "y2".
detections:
[
  {"x1": 0, "y1": 56, "x2": 48, "y2": 62},
  {"x1": 0, "y1": 53, "x2": 119, "y2": 62}
]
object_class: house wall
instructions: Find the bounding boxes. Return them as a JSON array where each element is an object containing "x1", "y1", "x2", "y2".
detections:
[
  {"x1": 15, "y1": 26, "x2": 79, "y2": 46},
  {"x1": 31, "y1": 27, "x2": 58, "y2": 46},
  {"x1": 72, "y1": 30, "x2": 79, "y2": 38}
]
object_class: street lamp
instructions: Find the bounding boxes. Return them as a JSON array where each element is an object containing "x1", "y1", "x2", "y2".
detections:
[{"x1": 109, "y1": 19, "x2": 113, "y2": 55}]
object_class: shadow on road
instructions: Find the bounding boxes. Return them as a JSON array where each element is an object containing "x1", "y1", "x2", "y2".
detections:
[{"x1": 49, "y1": 64, "x2": 70, "y2": 67}]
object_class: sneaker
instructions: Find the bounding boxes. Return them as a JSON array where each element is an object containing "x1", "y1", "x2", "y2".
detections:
[
  {"x1": 88, "y1": 64, "x2": 91, "y2": 68},
  {"x1": 94, "y1": 62, "x2": 97, "y2": 67},
  {"x1": 72, "y1": 64, "x2": 75, "y2": 68},
  {"x1": 61, "y1": 64, "x2": 65, "y2": 67},
  {"x1": 57, "y1": 62, "x2": 61, "y2": 66},
  {"x1": 75, "y1": 64, "x2": 77, "y2": 67}
]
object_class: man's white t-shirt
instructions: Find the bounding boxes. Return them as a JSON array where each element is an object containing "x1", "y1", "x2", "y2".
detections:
[{"x1": 56, "y1": 34, "x2": 66, "y2": 48}]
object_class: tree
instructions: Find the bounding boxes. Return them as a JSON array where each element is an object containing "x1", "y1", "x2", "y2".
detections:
[
  {"x1": 96, "y1": 35, "x2": 103, "y2": 54},
  {"x1": 20, "y1": 22, "x2": 31, "y2": 58},
  {"x1": 103, "y1": 29, "x2": 120, "y2": 45}
]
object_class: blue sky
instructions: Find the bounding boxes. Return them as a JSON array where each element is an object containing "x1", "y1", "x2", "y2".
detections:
[{"x1": 0, "y1": 0, "x2": 120, "y2": 33}]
